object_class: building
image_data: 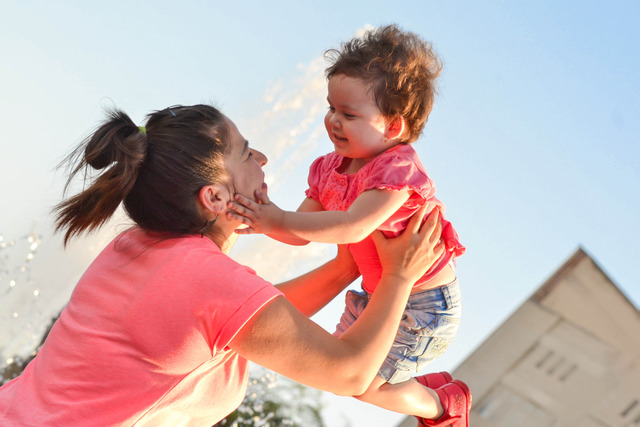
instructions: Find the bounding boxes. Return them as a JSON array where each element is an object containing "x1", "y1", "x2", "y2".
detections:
[{"x1": 398, "y1": 248, "x2": 640, "y2": 427}]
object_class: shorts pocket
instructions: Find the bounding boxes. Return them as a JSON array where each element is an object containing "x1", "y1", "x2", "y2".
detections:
[{"x1": 396, "y1": 312, "x2": 460, "y2": 371}]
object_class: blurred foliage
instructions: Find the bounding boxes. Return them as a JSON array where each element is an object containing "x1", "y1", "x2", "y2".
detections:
[
  {"x1": 215, "y1": 368, "x2": 325, "y2": 427},
  {"x1": 1, "y1": 313, "x2": 56, "y2": 386}
]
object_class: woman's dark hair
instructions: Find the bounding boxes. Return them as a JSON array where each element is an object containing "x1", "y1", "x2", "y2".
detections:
[
  {"x1": 54, "y1": 104, "x2": 229, "y2": 245},
  {"x1": 325, "y1": 24, "x2": 443, "y2": 143}
]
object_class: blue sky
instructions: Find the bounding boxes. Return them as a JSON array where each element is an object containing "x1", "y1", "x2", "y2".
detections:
[{"x1": 1, "y1": 1, "x2": 639, "y2": 425}]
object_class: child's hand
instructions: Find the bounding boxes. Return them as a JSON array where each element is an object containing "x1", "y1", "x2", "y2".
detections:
[{"x1": 227, "y1": 184, "x2": 286, "y2": 235}]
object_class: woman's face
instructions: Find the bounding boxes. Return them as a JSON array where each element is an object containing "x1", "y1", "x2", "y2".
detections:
[{"x1": 223, "y1": 117, "x2": 268, "y2": 200}]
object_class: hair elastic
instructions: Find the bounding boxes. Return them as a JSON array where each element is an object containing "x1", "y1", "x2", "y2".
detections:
[
  {"x1": 199, "y1": 214, "x2": 220, "y2": 238},
  {"x1": 138, "y1": 126, "x2": 146, "y2": 134}
]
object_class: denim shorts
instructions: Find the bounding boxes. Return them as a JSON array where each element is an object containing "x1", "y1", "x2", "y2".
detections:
[{"x1": 333, "y1": 279, "x2": 461, "y2": 384}]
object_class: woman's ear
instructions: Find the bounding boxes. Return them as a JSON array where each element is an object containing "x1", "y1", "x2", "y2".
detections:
[
  {"x1": 385, "y1": 116, "x2": 406, "y2": 141},
  {"x1": 198, "y1": 184, "x2": 229, "y2": 216}
]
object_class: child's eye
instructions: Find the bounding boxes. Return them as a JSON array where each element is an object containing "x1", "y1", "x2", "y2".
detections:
[{"x1": 344, "y1": 112, "x2": 355, "y2": 119}]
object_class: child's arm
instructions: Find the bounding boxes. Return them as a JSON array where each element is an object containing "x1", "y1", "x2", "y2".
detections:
[
  {"x1": 229, "y1": 187, "x2": 411, "y2": 244},
  {"x1": 266, "y1": 197, "x2": 324, "y2": 245}
]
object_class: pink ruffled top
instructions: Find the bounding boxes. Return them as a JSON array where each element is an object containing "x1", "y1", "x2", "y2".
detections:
[{"x1": 306, "y1": 143, "x2": 465, "y2": 293}]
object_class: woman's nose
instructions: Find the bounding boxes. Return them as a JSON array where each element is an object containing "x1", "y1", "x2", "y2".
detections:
[{"x1": 252, "y1": 149, "x2": 268, "y2": 166}]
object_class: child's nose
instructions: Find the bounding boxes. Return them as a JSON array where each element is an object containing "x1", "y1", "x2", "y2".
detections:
[{"x1": 328, "y1": 112, "x2": 341, "y2": 127}]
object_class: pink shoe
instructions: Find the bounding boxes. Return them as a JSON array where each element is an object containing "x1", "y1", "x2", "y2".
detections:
[
  {"x1": 415, "y1": 371, "x2": 453, "y2": 390},
  {"x1": 417, "y1": 380, "x2": 471, "y2": 427}
]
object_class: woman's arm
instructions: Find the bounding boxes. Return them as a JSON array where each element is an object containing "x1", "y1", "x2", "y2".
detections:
[
  {"x1": 229, "y1": 205, "x2": 444, "y2": 396},
  {"x1": 276, "y1": 244, "x2": 360, "y2": 317},
  {"x1": 229, "y1": 187, "x2": 411, "y2": 244}
]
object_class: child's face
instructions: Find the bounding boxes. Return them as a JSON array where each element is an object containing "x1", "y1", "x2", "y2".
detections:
[{"x1": 324, "y1": 75, "x2": 397, "y2": 163}]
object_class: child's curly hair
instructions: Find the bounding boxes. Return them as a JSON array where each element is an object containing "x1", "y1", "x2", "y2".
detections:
[{"x1": 325, "y1": 24, "x2": 443, "y2": 143}]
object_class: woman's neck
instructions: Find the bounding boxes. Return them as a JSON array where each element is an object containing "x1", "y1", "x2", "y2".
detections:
[{"x1": 206, "y1": 220, "x2": 239, "y2": 254}]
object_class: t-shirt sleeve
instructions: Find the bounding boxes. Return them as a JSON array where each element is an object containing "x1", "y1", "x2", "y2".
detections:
[
  {"x1": 194, "y1": 257, "x2": 283, "y2": 352},
  {"x1": 361, "y1": 153, "x2": 435, "y2": 202},
  {"x1": 215, "y1": 270, "x2": 283, "y2": 350}
]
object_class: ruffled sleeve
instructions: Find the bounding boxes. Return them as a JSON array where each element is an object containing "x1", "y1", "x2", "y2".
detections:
[
  {"x1": 360, "y1": 149, "x2": 436, "y2": 202},
  {"x1": 305, "y1": 153, "x2": 334, "y2": 201}
]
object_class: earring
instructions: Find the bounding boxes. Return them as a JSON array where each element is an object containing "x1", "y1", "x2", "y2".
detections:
[{"x1": 199, "y1": 214, "x2": 220, "y2": 238}]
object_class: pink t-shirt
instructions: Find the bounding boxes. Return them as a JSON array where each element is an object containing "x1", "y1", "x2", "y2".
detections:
[
  {"x1": 306, "y1": 143, "x2": 465, "y2": 293},
  {"x1": 0, "y1": 228, "x2": 282, "y2": 426}
]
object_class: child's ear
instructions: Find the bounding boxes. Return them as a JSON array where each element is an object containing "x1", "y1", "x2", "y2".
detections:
[
  {"x1": 198, "y1": 184, "x2": 229, "y2": 216},
  {"x1": 385, "y1": 116, "x2": 405, "y2": 140}
]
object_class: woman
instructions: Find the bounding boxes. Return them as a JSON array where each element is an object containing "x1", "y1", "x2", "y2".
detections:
[{"x1": 0, "y1": 104, "x2": 445, "y2": 426}]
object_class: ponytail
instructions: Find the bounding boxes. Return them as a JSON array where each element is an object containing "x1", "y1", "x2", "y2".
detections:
[
  {"x1": 54, "y1": 110, "x2": 147, "y2": 246},
  {"x1": 54, "y1": 104, "x2": 229, "y2": 246}
]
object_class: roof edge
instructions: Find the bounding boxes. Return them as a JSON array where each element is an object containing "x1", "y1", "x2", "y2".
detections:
[
  {"x1": 531, "y1": 246, "x2": 639, "y2": 314},
  {"x1": 530, "y1": 247, "x2": 588, "y2": 303}
]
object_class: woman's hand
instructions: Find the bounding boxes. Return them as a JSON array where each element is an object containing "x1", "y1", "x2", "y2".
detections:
[
  {"x1": 372, "y1": 204, "x2": 444, "y2": 284},
  {"x1": 334, "y1": 244, "x2": 360, "y2": 280}
]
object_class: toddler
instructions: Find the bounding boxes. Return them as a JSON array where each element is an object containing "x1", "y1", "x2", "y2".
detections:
[{"x1": 229, "y1": 25, "x2": 471, "y2": 426}]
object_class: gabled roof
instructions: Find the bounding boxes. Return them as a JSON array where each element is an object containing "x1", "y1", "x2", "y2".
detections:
[{"x1": 531, "y1": 247, "x2": 638, "y2": 314}]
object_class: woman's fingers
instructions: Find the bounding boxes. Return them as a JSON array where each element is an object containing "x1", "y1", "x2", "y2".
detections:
[
  {"x1": 370, "y1": 229, "x2": 384, "y2": 244},
  {"x1": 420, "y1": 207, "x2": 442, "y2": 243},
  {"x1": 372, "y1": 205, "x2": 447, "y2": 283},
  {"x1": 407, "y1": 203, "x2": 430, "y2": 234}
]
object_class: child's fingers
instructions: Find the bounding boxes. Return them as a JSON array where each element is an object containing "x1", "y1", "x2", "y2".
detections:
[
  {"x1": 234, "y1": 226, "x2": 256, "y2": 235},
  {"x1": 226, "y1": 209, "x2": 254, "y2": 224},
  {"x1": 227, "y1": 203, "x2": 256, "y2": 222},
  {"x1": 234, "y1": 193, "x2": 258, "y2": 208},
  {"x1": 254, "y1": 187, "x2": 271, "y2": 205},
  {"x1": 227, "y1": 202, "x2": 245, "y2": 215}
]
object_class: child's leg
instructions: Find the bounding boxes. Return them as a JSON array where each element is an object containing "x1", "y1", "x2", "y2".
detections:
[
  {"x1": 353, "y1": 280, "x2": 463, "y2": 419},
  {"x1": 354, "y1": 375, "x2": 444, "y2": 420}
]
